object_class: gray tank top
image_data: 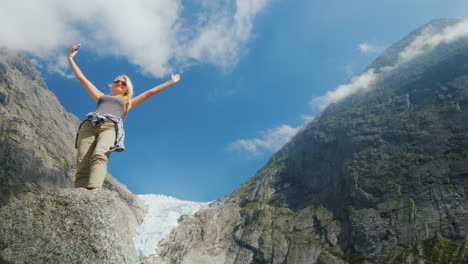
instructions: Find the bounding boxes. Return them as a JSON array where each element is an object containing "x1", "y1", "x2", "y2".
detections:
[{"x1": 95, "y1": 95, "x2": 126, "y2": 119}]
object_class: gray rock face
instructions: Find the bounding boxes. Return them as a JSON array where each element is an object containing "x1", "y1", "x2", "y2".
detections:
[
  {"x1": 103, "y1": 173, "x2": 148, "y2": 237},
  {"x1": 142, "y1": 203, "x2": 242, "y2": 264},
  {"x1": 0, "y1": 48, "x2": 80, "y2": 206},
  {"x1": 0, "y1": 188, "x2": 139, "y2": 264},
  {"x1": 147, "y1": 202, "x2": 346, "y2": 264},
  {"x1": 391, "y1": 233, "x2": 467, "y2": 263},
  {"x1": 0, "y1": 48, "x2": 147, "y2": 233},
  {"x1": 145, "y1": 19, "x2": 468, "y2": 264}
]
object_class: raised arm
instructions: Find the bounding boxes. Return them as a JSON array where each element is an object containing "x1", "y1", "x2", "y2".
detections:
[
  {"x1": 67, "y1": 44, "x2": 104, "y2": 101},
  {"x1": 129, "y1": 74, "x2": 181, "y2": 109}
]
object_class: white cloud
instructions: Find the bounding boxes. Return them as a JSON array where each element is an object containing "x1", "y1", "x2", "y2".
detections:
[
  {"x1": 399, "y1": 20, "x2": 468, "y2": 62},
  {"x1": 0, "y1": 0, "x2": 270, "y2": 78},
  {"x1": 232, "y1": 19, "x2": 468, "y2": 156},
  {"x1": 230, "y1": 124, "x2": 301, "y2": 155},
  {"x1": 184, "y1": 0, "x2": 269, "y2": 69},
  {"x1": 358, "y1": 43, "x2": 381, "y2": 54},
  {"x1": 313, "y1": 19, "x2": 468, "y2": 110},
  {"x1": 312, "y1": 69, "x2": 378, "y2": 109},
  {"x1": 300, "y1": 114, "x2": 315, "y2": 123},
  {"x1": 383, "y1": 19, "x2": 468, "y2": 72}
]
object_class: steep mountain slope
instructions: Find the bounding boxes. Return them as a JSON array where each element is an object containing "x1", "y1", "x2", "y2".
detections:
[
  {"x1": 145, "y1": 19, "x2": 468, "y2": 264},
  {"x1": 0, "y1": 48, "x2": 146, "y2": 230}
]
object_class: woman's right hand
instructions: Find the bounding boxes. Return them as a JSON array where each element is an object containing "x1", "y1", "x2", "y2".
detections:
[{"x1": 68, "y1": 44, "x2": 81, "y2": 59}]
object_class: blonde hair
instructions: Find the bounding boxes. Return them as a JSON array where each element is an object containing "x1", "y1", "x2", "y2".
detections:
[{"x1": 110, "y1": 75, "x2": 134, "y2": 101}]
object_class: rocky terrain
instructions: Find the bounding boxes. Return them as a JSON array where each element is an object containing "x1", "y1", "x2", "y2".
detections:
[
  {"x1": 143, "y1": 19, "x2": 468, "y2": 264},
  {"x1": 0, "y1": 48, "x2": 79, "y2": 205},
  {"x1": 0, "y1": 188, "x2": 139, "y2": 264},
  {"x1": 0, "y1": 48, "x2": 147, "y2": 261},
  {"x1": 1, "y1": 18, "x2": 467, "y2": 264}
]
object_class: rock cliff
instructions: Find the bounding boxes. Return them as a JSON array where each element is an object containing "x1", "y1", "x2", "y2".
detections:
[
  {"x1": 0, "y1": 47, "x2": 146, "y2": 221},
  {"x1": 0, "y1": 48, "x2": 147, "y2": 258},
  {"x1": 0, "y1": 48, "x2": 79, "y2": 205},
  {"x1": 144, "y1": 19, "x2": 468, "y2": 264},
  {"x1": 0, "y1": 188, "x2": 139, "y2": 264}
]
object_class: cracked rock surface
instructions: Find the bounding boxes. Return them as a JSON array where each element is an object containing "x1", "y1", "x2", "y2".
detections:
[{"x1": 0, "y1": 188, "x2": 139, "y2": 264}]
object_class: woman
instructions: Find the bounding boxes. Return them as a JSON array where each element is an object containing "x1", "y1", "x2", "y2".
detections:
[{"x1": 68, "y1": 44, "x2": 181, "y2": 190}]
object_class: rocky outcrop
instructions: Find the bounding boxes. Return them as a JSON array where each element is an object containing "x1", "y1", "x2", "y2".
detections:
[
  {"x1": 391, "y1": 233, "x2": 467, "y2": 264},
  {"x1": 0, "y1": 188, "x2": 139, "y2": 264},
  {"x1": 0, "y1": 48, "x2": 80, "y2": 206},
  {"x1": 145, "y1": 19, "x2": 468, "y2": 264},
  {"x1": 141, "y1": 203, "x2": 242, "y2": 264},
  {"x1": 144, "y1": 202, "x2": 348, "y2": 264},
  {"x1": 104, "y1": 173, "x2": 147, "y2": 237},
  {"x1": 0, "y1": 48, "x2": 147, "y2": 230}
]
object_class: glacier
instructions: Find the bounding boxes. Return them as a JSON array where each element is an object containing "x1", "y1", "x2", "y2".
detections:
[{"x1": 133, "y1": 194, "x2": 211, "y2": 258}]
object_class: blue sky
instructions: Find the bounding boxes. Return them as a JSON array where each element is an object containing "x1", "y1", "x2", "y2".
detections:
[{"x1": 2, "y1": 0, "x2": 468, "y2": 201}]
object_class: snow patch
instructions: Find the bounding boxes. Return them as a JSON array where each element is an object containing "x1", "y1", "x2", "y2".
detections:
[{"x1": 134, "y1": 194, "x2": 211, "y2": 258}]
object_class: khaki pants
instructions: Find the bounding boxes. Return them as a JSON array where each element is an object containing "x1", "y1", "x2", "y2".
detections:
[{"x1": 75, "y1": 120, "x2": 116, "y2": 188}]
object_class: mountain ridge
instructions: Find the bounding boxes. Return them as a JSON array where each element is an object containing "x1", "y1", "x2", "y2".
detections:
[{"x1": 145, "y1": 19, "x2": 468, "y2": 264}]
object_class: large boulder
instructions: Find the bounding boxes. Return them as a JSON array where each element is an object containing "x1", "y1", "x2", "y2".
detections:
[
  {"x1": 0, "y1": 188, "x2": 139, "y2": 264},
  {"x1": 0, "y1": 48, "x2": 147, "y2": 238}
]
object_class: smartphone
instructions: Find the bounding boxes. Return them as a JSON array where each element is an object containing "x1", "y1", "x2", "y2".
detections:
[{"x1": 74, "y1": 45, "x2": 81, "y2": 52}]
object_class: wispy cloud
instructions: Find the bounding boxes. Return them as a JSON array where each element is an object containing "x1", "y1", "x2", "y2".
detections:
[
  {"x1": 314, "y1": 19, "x2": 468, "y2": 110},
  {"x1": 230, "y1": 124, "x2": 301, "y2": 155},
  {"x1": 186, "y1": 0, "x2": 269, "y2": 69},
  {"x1": 382, "y1": 19, "x2": 468, "y2": 72},
  {"x1": 0, "y1": 0, "x2": 270, "y2": 78},
  {"x1": 232, "y1": 19, "x2": 468, "y2": 157},
  {"x1": 312, "y1": 69, "x2": 378, "y2": 109},
  {"x1": 358, "y1": 43, "x2": 382, "y2": 54},
  {"x1": 300, "y1": 114, "x2": 315, "y2": 123}
]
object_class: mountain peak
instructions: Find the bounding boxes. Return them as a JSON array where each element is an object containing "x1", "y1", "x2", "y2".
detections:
[
  {"x1": 366, "y1": 18, "x2": 466, "y2": 72},
  {"x1": 146, "y1": 19, "x2": 468, "y2": 263}
]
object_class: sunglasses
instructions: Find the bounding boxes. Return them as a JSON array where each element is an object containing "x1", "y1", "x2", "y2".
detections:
[{"x1": 113, "y1": 80, "x2": 127, "y2": 86}]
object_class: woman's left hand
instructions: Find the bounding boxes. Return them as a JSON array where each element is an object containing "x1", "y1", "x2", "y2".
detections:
[{"x1": 171, "y1": 73, "x2": 181, "y2": 83}]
